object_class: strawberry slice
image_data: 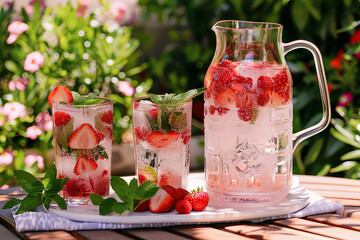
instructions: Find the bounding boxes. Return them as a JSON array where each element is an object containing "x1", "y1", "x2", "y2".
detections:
[
  {"x1": 48, "y1": 86, "x2": 73, "y2": 108},
  {"x1": 147, "y1": 131, "x2": 180, "y2": 148},
  {"x1": 99, "y1": 110, "x2": 113, "y2": 125},
  {"x1": 214, "y1": 88, "x2": 237, "y2": 108},
  {"x1": 73, "y1": 156, "x2": 98, "y2": 175},
  {"x1": 149, "y1": 188, "x2": 173, "y2": 213},
  {"x1": 68, "y1": 123, "x2": 98, "y2": 149},
  {"x1": 54, "y1": 111, "x2": 71, "y2": 127}
]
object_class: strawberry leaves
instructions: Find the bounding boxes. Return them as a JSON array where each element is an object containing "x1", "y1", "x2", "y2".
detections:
[
  {"x1": 90, "y1": 177, "x2": 159, "y2": 215},
  {"x1": 2, "y1": 164, "x2": 69, "y2": 215}
]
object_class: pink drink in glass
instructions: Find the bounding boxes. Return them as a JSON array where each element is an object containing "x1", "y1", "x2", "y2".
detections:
[
  {"x1": 52, "y1": 98, "x2": 113, "y2": 204},
  {"x1": 132, "y1": 96, "x2": 192, "y2": 189}
]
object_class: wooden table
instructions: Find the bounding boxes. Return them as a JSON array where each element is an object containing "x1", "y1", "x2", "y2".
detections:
[{"x1": 1, "y1": 175, "x2": 360, "y2": 240}]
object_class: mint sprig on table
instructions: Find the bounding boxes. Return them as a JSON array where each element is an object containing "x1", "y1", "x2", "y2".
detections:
[
  {"x1": 2, "y1": 164, "x2": 69, "y2": 215},
  {"x1": 90, "y1": 177, "x2": 159, "y2": 215},
  {"x1": 146, "y1": 87, "x2": 206, "y2": 133}
]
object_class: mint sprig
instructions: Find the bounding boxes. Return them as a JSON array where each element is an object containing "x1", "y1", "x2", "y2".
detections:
[
  {"x1": 2, "y1": 164, "x2": 69, "y2": 214},
  {"x1": 145, "y1": 88, "x2": 206, "y2": 133},
  {"x1": 148, "y1": 87, "x2": 207, "y2": 105},
  {"x1": 70, "y1": 91, "x2": 103, "y2": 105},
  {"x1": 90, "y1": 177, "x2": 159, "y2": 215}
]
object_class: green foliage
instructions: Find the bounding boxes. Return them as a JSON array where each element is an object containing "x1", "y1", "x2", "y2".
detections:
[
  {"x1": 330, "y1": 107, "x2": 360, "y2": 178},
  {"x1": 2, "y1": 164, "x2": 68, "y2": 214},
  {"x1": 90, "y1": 177, "x2": 159, "y2": 215},
  {"x1": 0, "y1": 1, "x2": 152, "y2": 188}
]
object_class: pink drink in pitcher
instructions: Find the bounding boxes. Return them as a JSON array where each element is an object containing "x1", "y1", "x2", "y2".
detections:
[
  {"x1": 204, "y1": 20, "x2": 331, "y2": 203},
  {"x1": 204, "y1": 61, "x2": 292, "y2": 202}
]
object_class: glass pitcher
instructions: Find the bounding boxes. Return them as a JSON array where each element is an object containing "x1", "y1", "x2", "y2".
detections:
[{"x1": 204, "y1": 20, "x2": 331, "y2": 203}]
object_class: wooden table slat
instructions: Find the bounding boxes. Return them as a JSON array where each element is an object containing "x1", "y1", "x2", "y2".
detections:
[
  {"x1": 326, "y1": 198, "x2": 360, "y2": 207},
  {"x1": 224, "y1": 223, "x2": 334, "y2": 240},
  {"x1": 306, "y1": 213, "x2": 360, "y2": 231},
  {"x1": 122, "y1": 229, "x2": 191, "y2": 240},
  {"x1": 274, "y1": 218, "x2": 360, "y2": 240},
  {"x1": 24, "y1": 231, "x2": 78, "y2": 240},
  {"x1": 298, "y1": 175, "x2": 360, "y2": 187},
  {"x1": 168, "y1": 226, "x2": 254, "y2": 240},
  {"x1": 344, "y1": 207, "x2": 360, "y2": 219},
  {"x1": 301, "y1": 183, "x2": 360, "y2": 193},
  {"x1": 75, "y1": 230, "x2": 135, "y2": 240},
  {"x1": 304, "y1": 190, "x2": 360, "y2": 200}
]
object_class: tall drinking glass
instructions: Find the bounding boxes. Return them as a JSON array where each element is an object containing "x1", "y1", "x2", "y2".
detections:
[
  {"x1": 52, "y1": 98, "x2": 113, "y2": 205},
  {"x1": 132, "y1": 96, "x2": 192, "y2": 189}
]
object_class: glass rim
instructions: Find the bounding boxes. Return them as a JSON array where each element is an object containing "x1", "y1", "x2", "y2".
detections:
[
  {"x1": 52, "y1": 96, "x2": 113, "y2": 108},
  {"x1": 213, "y1": 20, "x2": 283, "y2": 31},
  {"x1": 131, "y1": 95, "x2": 192, "y2": 107}
]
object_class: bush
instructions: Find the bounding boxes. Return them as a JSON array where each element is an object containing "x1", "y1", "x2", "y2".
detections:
[{"x1": 0, "y1": 0, "x2": 152, "y2": 187}]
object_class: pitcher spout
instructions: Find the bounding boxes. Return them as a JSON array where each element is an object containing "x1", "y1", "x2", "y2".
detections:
[{"x1": 210, "y1": 20, "x2": 284, "y2": 64}]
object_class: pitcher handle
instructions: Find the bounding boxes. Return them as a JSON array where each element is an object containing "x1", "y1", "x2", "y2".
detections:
[{"x1": 283, "y1": 40, "x2": 331, "y2": 151}]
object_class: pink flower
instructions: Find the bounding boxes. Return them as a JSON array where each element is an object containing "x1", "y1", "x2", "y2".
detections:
[
  {"x1": 35, "y1": 111, "x2": 52, "y2": 132},
  {"x1": 9, "y1": 77, "x2": 30, "y2": 91},
  {"x1": 24, "y1": 154, "x2": 44, "y2": 169},
  {"x1": 109, "y1": 1, "x2": 128, "y2": 22},
  {"x1": 0, "y1": 185, "x2": 10, "y2": 190},
  {"x1": 2, "y1": 102, "x2": 27, "y2": 120},
  {"x1": 76, "y1": 0, "x2": 89, "y2": 18},
  {"x1": 24, "y1": 51, "x2": 44, "y2": 73},
  {"x1": 26, "y1": 126, "x2": 42, "y2": 140},
  {"x1": 337, "y1": 92, "x2": 354, "y2": 107},
  {"x1": 6, "y1": 21, "x2": 29, "y2": 44},
  {"x1": 0, "y1": 151, "x2": 14, "y2": 167},
  {"x1": 118, "y1": 81, "x2": 134, "y2": 96},
  {"x1": 25, "y1": 0, "x2": 46, "y2": 17}
]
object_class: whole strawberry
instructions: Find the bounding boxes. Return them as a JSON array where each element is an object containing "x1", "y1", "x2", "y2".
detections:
[
  {"x1": 184, "y1": 187, "x2": 209, "y2": 211},
  {"x1": 175, "y1": 200, "x2": 192, "y2": 214}
]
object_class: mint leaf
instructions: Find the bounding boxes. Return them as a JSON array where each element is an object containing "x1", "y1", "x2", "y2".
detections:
[
  {"x1": 42, "y1": 164, "x2": 56, "y2": 188},
  {"x1": 2, "y1": 198, "x2": 22, "y2": 209},
  {"x1": 14, "y1": 170, "x2": 39, "y2": 193},
  {"x1": 71, "y1": 91, "x2": 82, "y2": 104},
  {"x1": 99, "y1": 197, "x2": 117, "y2": 215},
  {"x1": 148, "y1": 93, "x2": 164, "y2": 104},
  {"x1": 163, "y1": 93, "x2": 175, "y2": 103},
  {"x1": 114, "y1": 202, "x2": 128, "y2": 215},
  {"x1": 90, "y1": 193, "x2": 104, "y2": 205},
  {"x1": 3, "y1": 164, "x2": 68, "y2": 214},
  {"x1": 30, "y1": 181, "x2": 45, "y2": 193},
  {"x1": 42, "y1": 195, "x2": 52, "y2": 210},
  {"x1": 143, "y1": 186, "x2": 159, "y2": 199},
  {"x1": 52, "y1": 194, "x2": 67, "y2": 210},
  {"x1": 16, "y1": 194, "x2": 42, "y2": 215},
  {"x1": 110, "y1": 176, "x2": 129, "y2": 202},
  {"x1": 91, "y1": 177, "x2": 159, "y2": 215},
  {"x1": 171, "y1": 88, "x2": 207, "y2": 104}
]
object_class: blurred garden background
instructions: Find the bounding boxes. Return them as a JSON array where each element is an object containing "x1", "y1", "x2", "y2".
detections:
[{"x1": 1, "y1": 0, "x2": 360, "y2": 188}]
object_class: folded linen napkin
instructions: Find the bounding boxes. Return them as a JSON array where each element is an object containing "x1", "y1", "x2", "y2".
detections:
[{"x1": 10, "y1": 190, "x2": 343, "y2": 232}]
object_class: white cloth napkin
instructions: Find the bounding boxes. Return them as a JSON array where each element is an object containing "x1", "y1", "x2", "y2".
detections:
[{"x1": 11, "y1": 190, "x2": 343, "y2": 232}]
